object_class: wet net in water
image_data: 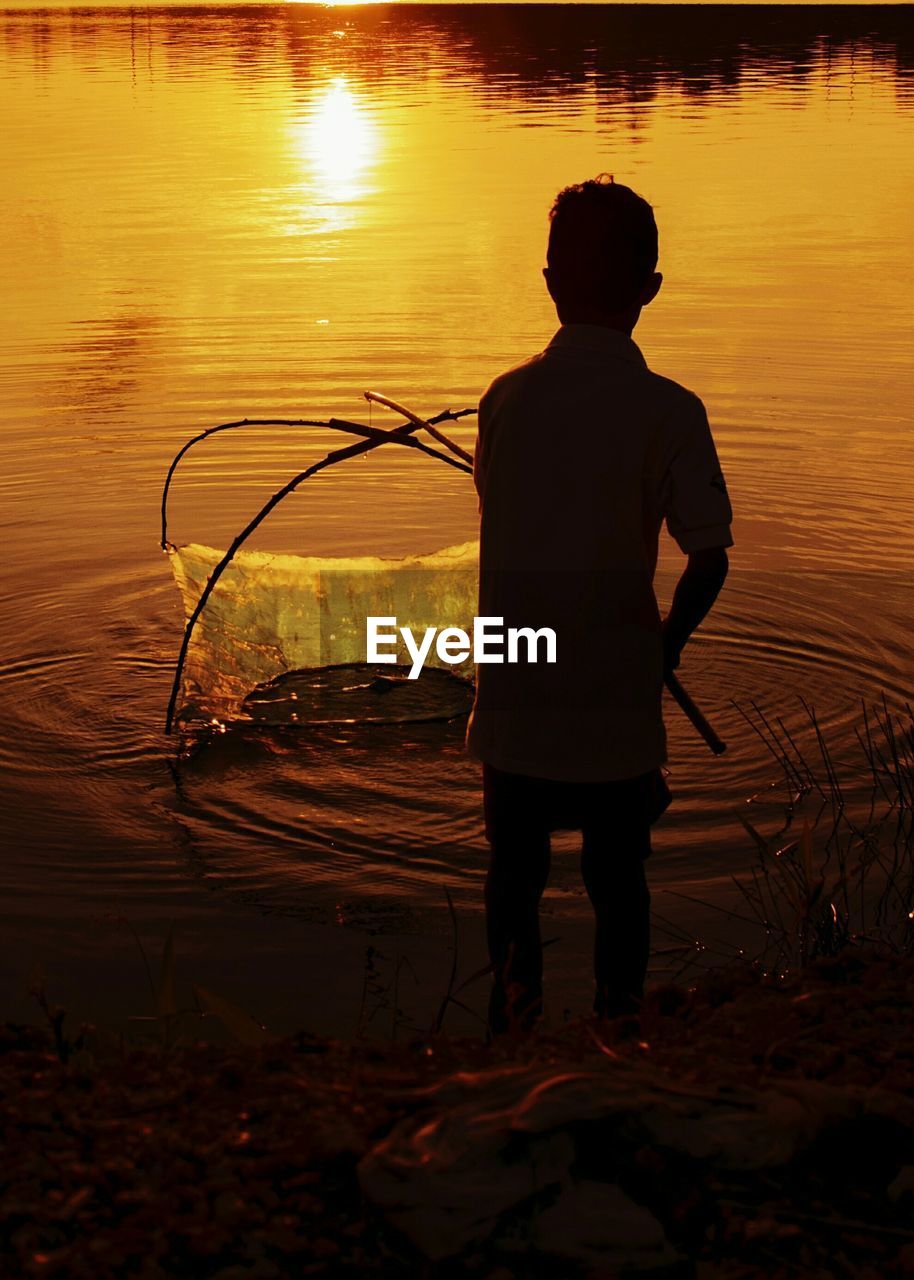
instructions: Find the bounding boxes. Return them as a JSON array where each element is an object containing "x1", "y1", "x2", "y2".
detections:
[{"x1": 167, "y1": 539, "x2": 478, "y2": 731}]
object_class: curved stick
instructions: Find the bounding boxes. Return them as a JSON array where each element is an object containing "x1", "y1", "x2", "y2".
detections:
[
  {"x1": 162, "y1": 419, "x2": 325, "y2": 550},
  {"x1": 665, "y1": 671, "x2": 727, "y2": 755},
  {"x1": 365, "y1": 391, "x2": 475, "y2": 465},
  {"x1": 161, "y1": 413, "x2": 474, "y2": 550},
  {"x1": 164, "y1": 419, "x2": 470, "y2": 735}
]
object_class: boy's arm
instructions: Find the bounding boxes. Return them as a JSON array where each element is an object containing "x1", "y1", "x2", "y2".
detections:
[
  {"x1": 661, "y1": 395, "x2": 733, "y2": 671},
  {"x1": 662, "y1": 548, "x2": 729, "y2": 674}
]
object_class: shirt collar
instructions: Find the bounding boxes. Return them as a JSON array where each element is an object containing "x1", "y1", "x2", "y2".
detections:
[{"x1": 546, "y1": 323, "x2": 646, "y2": 367}]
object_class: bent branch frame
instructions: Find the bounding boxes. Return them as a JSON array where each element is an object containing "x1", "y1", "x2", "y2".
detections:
[{"x1": 163, "y1": 401, "x2": 475, "y2": 734}]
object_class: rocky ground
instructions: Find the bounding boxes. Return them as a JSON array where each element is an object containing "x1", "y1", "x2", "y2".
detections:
[{"x1": 3, "y1": 948, "x2": 914, "y2": 1280}]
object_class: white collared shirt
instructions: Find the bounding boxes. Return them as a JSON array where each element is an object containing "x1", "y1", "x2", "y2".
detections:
[{"x1": 466, "y1": 323, "x2": 733, "y2": 782}]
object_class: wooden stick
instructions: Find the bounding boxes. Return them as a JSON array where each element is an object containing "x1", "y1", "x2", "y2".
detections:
[
  {"x1": 364, "y1": 390, "x2": 475, "y2": 464},
  {"x1": 665, "y1": 671, "x2": 727, "y2": 755},
  {"x1": 161, "y1": 418, "x2": 324, "y2": 550},
  {"x1": 164, "y1": 415, "x2": 470, "y2": 735},
  {"x1": 160, "y1": 414, "x2": 472, "y2": 549}
]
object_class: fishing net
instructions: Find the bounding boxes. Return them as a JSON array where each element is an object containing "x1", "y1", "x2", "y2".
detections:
[
  {"x1": 162, "y1": 398, "x2": 479, "y2": 735},
  {"x1": 166, "y1": 539, "x2": 478, "y2": 730},
  {"x1": 161, "y1": 396, "x2": 721, "y2": 751}
]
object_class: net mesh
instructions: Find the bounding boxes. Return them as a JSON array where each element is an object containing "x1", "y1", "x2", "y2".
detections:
[{"x1": 167, "y1": 539, "x2": 479, "y2": 729}]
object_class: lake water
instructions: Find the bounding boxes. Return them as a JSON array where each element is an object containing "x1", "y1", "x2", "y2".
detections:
[{"x1": 2, "y1": 4, "x2": 913, "y2": 1034}]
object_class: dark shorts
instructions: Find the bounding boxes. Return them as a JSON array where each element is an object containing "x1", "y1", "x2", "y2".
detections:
[{"x1": 482, "y1": 763, "x2": 671, "y2": 858}]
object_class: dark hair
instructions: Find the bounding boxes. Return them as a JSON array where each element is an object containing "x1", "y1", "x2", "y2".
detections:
[{"x1": 547, "y1": 174, "x2": 658, "y2": 311}]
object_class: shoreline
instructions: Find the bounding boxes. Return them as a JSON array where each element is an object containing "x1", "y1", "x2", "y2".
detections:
[
  {"x1": 4, "y1": 946, "x2": 913, "y2": 1278},
  {"x1": 0, "y1": 869, "x2": 761, "y2": 1048}
]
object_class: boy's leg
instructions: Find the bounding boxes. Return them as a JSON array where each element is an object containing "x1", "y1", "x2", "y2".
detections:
[
  {"x1": 482, "y1": 764, "x2": 552, "y2": 1033},
  {"x1": 580, "y1": 789, "x2": 651, "y2": 1018}
]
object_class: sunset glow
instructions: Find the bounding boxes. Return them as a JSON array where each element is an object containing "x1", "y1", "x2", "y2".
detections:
[
  {"x1": 286, "y1": 0, "x2": 381, "y2": 8},
  {"x1": 301, "y1": 76, "x2": 378, "y2": 205}
]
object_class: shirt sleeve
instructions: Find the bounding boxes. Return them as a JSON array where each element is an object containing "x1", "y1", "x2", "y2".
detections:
[{"x1": 662, "y1": 396, "x2": 734, "y2": 553}]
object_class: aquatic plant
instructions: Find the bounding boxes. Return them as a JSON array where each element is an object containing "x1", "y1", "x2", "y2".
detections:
[
  {"x1": 28, "y1": 918, "x2": 273, "y2": 1063},
  {"x1": 27, "y1": 965, "x2": 91, "y2": 1066},
  {"x1": 355, "y1": 944, "x2": 420, "y2": 1042},
  {"x1": 656, "y1": 697, "x2": 914, "y2": 981}
]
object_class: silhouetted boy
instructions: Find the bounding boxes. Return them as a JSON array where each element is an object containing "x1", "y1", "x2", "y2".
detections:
[{"x1": 468, "y1": 176, "x2": 732, "y2": 1032}]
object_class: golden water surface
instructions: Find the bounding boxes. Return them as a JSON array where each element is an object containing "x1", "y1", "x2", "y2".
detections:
[{"x1": 1, "y1": 4, "x2": 913, "y2": 1026}]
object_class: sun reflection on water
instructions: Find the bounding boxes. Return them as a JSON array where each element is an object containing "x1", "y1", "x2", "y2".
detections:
[{"x1": 296, "y1": 75, "x2": 379, "y2": 227}]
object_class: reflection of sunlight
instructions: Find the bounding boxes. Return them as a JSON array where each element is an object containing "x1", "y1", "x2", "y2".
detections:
[{"x1": 303, "y1": 77, "x2": 378, "y2": 212}]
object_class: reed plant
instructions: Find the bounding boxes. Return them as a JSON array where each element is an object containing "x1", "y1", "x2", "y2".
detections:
[
  {"x1": 655, "y1": 697, "x2": 914, "y2": 982},
  {"x1": 28, "y1": 918, "x2": 271, "y2": 1064}
]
